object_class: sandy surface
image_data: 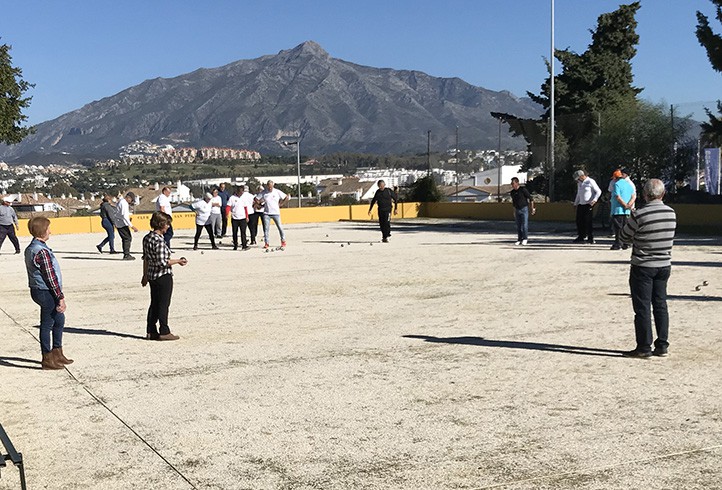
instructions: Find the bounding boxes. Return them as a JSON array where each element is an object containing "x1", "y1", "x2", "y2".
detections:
[{"x1": 0, "y1": 218, "x2": 720, "y2": 489}]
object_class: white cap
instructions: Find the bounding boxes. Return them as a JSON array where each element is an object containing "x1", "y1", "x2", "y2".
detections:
[
  {"x1": 205, "y1": 192, "x2": 213, "y2": 199},
  {"x1": 2, "y1": 197, "x2": 13, "y2": 203}
]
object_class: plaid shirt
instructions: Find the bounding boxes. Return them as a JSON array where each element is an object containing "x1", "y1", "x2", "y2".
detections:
[
  {"x1": 33, "y1": 248, "x2": 64, "y2": 300},
  {"x1": 142, "y1": 231, "x2": 172, "y2": 280}
]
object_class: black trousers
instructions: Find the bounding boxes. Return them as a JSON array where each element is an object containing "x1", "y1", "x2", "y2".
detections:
[
  {"x1": 147, "y1": 273, "x2": 173, "y2": 337},
  {"x1": 378, "y1": 209, "x2": 392, "y2": 238},
  {"x1": 117, "y1": 226, "x2": 132, "y2": 257},
  {"x1": 163, "y1": 224, "x2": 174, "y2": 250},
  {"x1": 575, "y1": 204, "x2": 594, "y2": 241},
  {"x1": 0, "y1": 224, "x2": 20, "y2": 252},
  {"x1": 629, "y1": 265, "x2": 671, "y2": 352},
  {"x1": 232, "y1": 218, "x2": 248, "y2": 248},
  {"x1": 194, "y1": 224, "x2": 216, "y2": 247},
  {"x1": 248, "y1": 213, "x2": 259, "y2": 243},
  {"x1": 221, "y1": 210, "x2": 229, "y2": 236},
  {"x1": 611, "y1": 215, "x2": 628, "y2": 248}
]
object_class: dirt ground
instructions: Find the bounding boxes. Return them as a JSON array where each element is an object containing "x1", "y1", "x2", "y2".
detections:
[{"x1": 1, "y1": 218, "x2": 720, "y2": 490}]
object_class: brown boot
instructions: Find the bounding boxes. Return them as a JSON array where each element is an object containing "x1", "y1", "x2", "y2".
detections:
[
  {"x1": 53, "y1": 347, "x2": 74, "y2": 365},
  {"x1": 41, "y1": 352, "x2": 64, "y2": 370}
]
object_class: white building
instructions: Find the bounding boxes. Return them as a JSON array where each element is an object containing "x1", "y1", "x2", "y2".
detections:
[{"x1": 463, "y1": 165, "x2": 528, "y2": 187}]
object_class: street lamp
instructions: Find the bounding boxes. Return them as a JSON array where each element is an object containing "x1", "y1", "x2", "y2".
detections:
[
  {"x1": 549, "y1": 0, "x2": 556, "y2": 201},
  {"x1": 279, "y1": 136, "x2": 302, "y2": 208}
]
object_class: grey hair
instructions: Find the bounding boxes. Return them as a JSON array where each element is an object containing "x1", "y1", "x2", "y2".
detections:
[
  {"x1": 644, "y1": 179, "x2": 665, "y2": 200},
  {"x1": 572, "y1": 170, "x2": 586, "y2": 179}
]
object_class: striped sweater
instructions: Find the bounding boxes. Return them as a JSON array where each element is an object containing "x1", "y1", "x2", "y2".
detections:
[{"x1": 620, "y1": 200, "x2": 676, "y2": 268}]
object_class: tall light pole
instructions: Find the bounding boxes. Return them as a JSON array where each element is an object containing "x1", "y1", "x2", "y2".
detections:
[
  {"x1": 427, "y1": 130, "x2": 431, "y2": 176},
  {"x1": 455, "y1": 126, "x2": 460, "y2": 200},
  {"x1": 497, "y1": 117, "x2": 502, "y2": 202},
  {"x1": 549, "y1": 0, "x2": 556, "y2": 202},
  {"x1": 280, "y1": 137, "x2": 302, "y2": 208}
]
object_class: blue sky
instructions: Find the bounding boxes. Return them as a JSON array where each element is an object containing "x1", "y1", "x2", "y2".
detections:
[{"x1": 2, "y1": 0, "x2": 719, "y2": 125}]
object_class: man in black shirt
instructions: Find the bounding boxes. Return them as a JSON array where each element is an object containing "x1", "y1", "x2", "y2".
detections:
[
  {"x1": 368, "y1": 180, "x2": 398, "y2": 242},
  {"x1": 510, "y1": 177, "x2": 535, "y2": 245}
]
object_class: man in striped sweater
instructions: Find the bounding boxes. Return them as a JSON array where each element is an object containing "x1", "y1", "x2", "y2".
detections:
[{"x1": 619, "y1": 179, "x2": 676, "y2": 358}]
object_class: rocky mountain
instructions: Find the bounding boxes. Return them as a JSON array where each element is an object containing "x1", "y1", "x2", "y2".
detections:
[{"x1": 0, "y1": 41, "x2": 541, "y2": 161}]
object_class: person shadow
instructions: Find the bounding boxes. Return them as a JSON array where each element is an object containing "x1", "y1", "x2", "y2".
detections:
[
  {"x1": 0, "y1": 356, "x2": 42, "y2": 370},
  {"x1": 403, "y1": 335, "x2": 623, "y2": 358},
  {"x1": 32, "y1": 325, "x2": 146, "y2": 340}
]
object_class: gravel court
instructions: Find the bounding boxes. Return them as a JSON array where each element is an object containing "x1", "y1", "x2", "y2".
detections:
[{"x1": 0, "y1": 219, "x2": 720, "y2": 489}]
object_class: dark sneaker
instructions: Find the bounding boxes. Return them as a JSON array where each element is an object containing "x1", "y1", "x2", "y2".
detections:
[
  {"x1": 123, "y1": 255, "x2": 136, "y2": 261},
  {"x1": 587, "y1": 239, "x2": 596, "y2": 244},
  {"x1": 96, "y1": 244, "x2": 103, "y2": 253},
  {"x1": 193, "y1": 246, "x2": 198, "y2": 250},
  {"x1": 382, "y1": 237, "x2": 389, "y2": 243},
  {"x1": 233, "y1": 246, "x2": 238, "y2": 251},
  {"x1": 652, "y1": 347, "x2": 668, "y2": 357},
  {"x1": 14, "y1": 250, "x2": 20, "y2": 254},
  {"x1": 242, "y1": 247, "x2": 251, "y2": 251},
  {"x1": 622, "y1": 244, "x2": 629, "y2": 250},
  {"x1": 212, "y1": 245, "x2": 220, "y2": 250},
  {"x1": 109, "y1": 250, "x2": 120, "y2": 254},
  {"x1": 610, "y1": 245, "x2": 621, "y2": 250},
  {"x1": 146, "y1": 333, "x2": 160, "y2": 341},
  {"x1": 623, "y1": 349, "x2": 652, "y2": 359}
]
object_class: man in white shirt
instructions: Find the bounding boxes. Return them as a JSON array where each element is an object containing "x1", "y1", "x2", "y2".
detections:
[
  {"x1": 572, "y1": 170, "x2": 602, "y2": 244},
  {"x1": 252, "y1": 185, "x2": 265, "y2": 245},
  {"x1": 156, "y1": 186, "x2": 174, "y2": 249},
  {"x1": 191, "y1": 193, "x2": 218, "y2": 251},
  {"x1": 114, "y1": 192, "x2": 139, "y2": 260},
  {"x1": 260, "y1": 180, "x2": 289, "y2": 248},
  {"x1": 209, "y1": 188, "x2": 223, "y2": 238},
  {"x1": 227, "y1": 186, "x2": 254, "y2": 251}
]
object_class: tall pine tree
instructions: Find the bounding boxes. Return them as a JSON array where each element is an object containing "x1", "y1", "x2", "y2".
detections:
[
  {"x1": 696, "y1": 0, "x2": 722, "y2": 145},
  {"x1": 0, "y1": 41, "x2": 33, "y2": 145}
]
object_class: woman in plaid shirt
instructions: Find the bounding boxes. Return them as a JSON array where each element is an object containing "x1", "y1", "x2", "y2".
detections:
[
  {"x1": 142, "y1": 212, "x2": 188, "y2": 341},
  {"x1": 24, "y1": 217, "x2": 72, "y2": 370}
]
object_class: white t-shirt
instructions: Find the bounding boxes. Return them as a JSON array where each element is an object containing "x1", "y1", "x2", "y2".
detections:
[
  {"x1": 193, "y1": 200, "x2": 212, "y2": 225},
  {"x1": 114, "y1": 198, "x2": 132, "y2": 227},
  {"x1": 227, "y1": 194, "x2": 246, "y2": 220},
  {"x1": 210, "y1": 195, "x2": 222, "y2": 215},
  {"x1": 241, "y1": 192, "x2": 255, "y2": 216},
  {"x1": 261, "y1": 188, "x2": 287, "y2": 215},
  {"x1": 156, "y1": 194, "x2": 172, "y2": 216}
]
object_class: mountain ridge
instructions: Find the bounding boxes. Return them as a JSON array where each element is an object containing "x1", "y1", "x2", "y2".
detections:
[{"x1": 0, "y1": 40, "x2": 541, "y2": 161}]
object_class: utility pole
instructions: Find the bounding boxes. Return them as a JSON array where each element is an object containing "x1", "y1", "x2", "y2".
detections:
[
  {"x1": 497, "y1": 117, "x2": 502, "y2": 203},
  {"x1": 455, "y1": 126, "x2": 459, "y2": 200},
  {"x1": 549, "y1": 0, "x2": 556, "y2": 202},
  {"x1": 670, "y1": 104, "x2": 676, "y2": 194},
  {"x1": 427, "y1": 130, "x2": 431, "y2": 176}
]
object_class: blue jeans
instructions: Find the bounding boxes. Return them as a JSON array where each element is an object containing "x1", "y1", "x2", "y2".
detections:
[
  {"x1": 262, "y1": 214, "x2": 285, "y2": 244},
  {"x1": 30, "y1": 288, "x2": 65, "y2": 354},
  {"x1": 98, "y1": 218, "x2": 116, "y2": 252},
  {"x1": 514, "y1": 207, "x2": 529, "y2": 241}
]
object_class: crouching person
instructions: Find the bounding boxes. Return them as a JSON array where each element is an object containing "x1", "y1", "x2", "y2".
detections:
[{"x1": 25, "y1": 217, "x2": 71, "y2": 370}]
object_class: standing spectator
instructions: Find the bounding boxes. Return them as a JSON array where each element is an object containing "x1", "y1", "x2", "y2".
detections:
[
  {"x1": 96, "y1": 193, "x2": 118, "y2": 254},
  {"x1": 192, "y1": 193, "x2": 218, "y2": 250},
  {"x1": 368, "y1": 180, "x2": 398, "y2": 242},
  {"x1": 0, "y1": 196, "x2": 20, "y2": 254},
  {"x1": 252, "y1": 185, "x2": 265, "y2": 245},
  {"x1": 210, "y1": 188, "x2": 223, "y2": 238},
  {"x1": 218, "y1": 182, "x2": 231, "y2": 237},
  {"x1": 510, "y1": 177, "x2": 536, "y2": 245},
  {"x1": 260, "y1": 180, "x2": 289, "y2": 248},
  {"x1": 141, "y1": 212, "x2": 187, "y2": 341},
  {"x1": 227, "y1": 186, "x2": 251, "y2": 251},
  {"x1": 156, "y1": 186, "x2": 174, "y2": 250},
  {"x1": 114, "y1": 192, "x2": 138, "y2": 260},
  {"x1": 610, "y1": 170, "x2": 636, "y2": 250},
  {"x1": 24, "y1": 217, "x2": 72, "y2": 370},
  {"x1": 620, "y1": 179, "x2": 676, "y2": 358},
  {"x1": 572, "y1": 170, "x2": 602, "y2": 244}
]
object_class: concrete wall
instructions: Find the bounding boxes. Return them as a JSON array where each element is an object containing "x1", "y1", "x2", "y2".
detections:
[{"x1": 15, "y1": 202, "x2": 422, "y2": 236}]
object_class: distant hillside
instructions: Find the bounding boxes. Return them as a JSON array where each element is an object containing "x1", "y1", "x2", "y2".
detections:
[{"x1": 0, "y1": 41, "x2": 541, "y2": 161}]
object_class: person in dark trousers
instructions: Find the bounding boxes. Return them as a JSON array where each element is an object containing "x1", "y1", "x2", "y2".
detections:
[
  {"x1": 510, "y1": 177, "x2": 535, "y2": 245},
  {"x1": 610, "y1": 170, "x2": 635, "y2": 250},
  {"x1": 227, "y1": 186, "x2": 252, "y2": 251},
  {"x1": 619, "y1": 179, "x2": 676, "y2": 359},
  {"x1": 25, "y1": 216, "x2": 73, "y2": 369},
  {"x1": 142, "y1": 212, "x2": 187, "y2": 341},
  {"x1": 0, "y1": 197, "x2": 21, "y2": 254},
  {"x1": 572, "y1": 170, "x2": 602, "y2": 244},
  {"x1": 96, "y1": 193, "x2": 118, "y2": 254},
  {"x1": 252, "y1": 185, "x2": 265, "y2": 245},
  {"x1": 113, "y1": 192, "x2": 138, "y2": 260},
  {"x1": 368, "y1": 180, "x2": 398, "y2": 242},
  {"x1": 218, "y1": 182, "x2": 231, "y2": 237}
]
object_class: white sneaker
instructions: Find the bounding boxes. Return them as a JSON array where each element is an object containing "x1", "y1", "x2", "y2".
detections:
[
  {"x1": 521, "y1": 239, "x2": 528, "y2": 245},
  {"x1": 514, "y1": 241, "x2": 521, "y2": 246}
]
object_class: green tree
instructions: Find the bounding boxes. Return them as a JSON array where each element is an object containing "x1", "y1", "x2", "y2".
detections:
[
  {"x1": 406, "y1": 176, "x2": 443, "y2": 202},
  {"x1": 0, "y1": 42, "x2": 34, "y2": 145},
  {"x1": 696, "y1": 0, "x2": 722, "y2": 144}
]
